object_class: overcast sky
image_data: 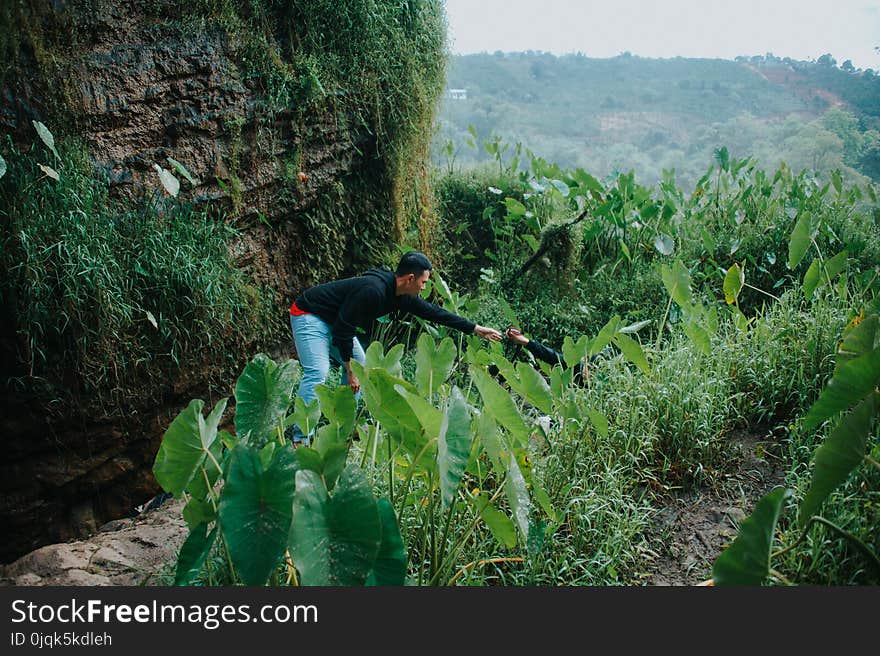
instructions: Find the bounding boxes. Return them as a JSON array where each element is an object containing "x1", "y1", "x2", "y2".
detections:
[{"x1": 443, "y1": 0, "x2": 880, "y2": 70}]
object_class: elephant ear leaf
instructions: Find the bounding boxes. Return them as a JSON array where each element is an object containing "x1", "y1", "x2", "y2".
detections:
[
  {"x1": 798, "y1": 395, "x2": 877, "y2": 526},
  {"x1": 438, "y1": 386, "x2": 473, "y2": 511},
  {"x1": 153, "y1": 397, "x2": 227, "y2": 497},
  {"x1": 219, "y1": 445, "x2": 298, "y2": 585},
  {"x1": 366, "y1": 499, "x2": 406, "y2": 586},
  {"x1": 174, "y1": 524, "x2": 217, "y2": 586},
  {"x1": 290, "y1": 465, "x2": 381, "y2": 586},
  {"x1": 234, "y1": 354, "x2": 298, "y2": 447},
  {"x1": 712, "y1": 487, "x2": 792, "y2": 586}
]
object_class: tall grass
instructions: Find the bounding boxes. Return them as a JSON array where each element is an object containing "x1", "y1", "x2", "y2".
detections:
[{"x1": 0, "y1": 139, "x2": 275, "y2": 414}]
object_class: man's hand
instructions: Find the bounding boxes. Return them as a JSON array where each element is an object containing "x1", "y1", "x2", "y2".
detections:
[
  {"x1": 474, "y1": 324, "x2": 503, "y2": 342},
  {"x1": 345, "y1": 362, "x2": 361, "y2": 394},
  {"x1": 505, "y1": 327, "x2": 530, "y2": 345}
]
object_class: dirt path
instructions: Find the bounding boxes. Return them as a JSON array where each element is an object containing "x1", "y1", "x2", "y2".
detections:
[{"x1": 645, "y1": 431, "x2": 787, "y2": 585}]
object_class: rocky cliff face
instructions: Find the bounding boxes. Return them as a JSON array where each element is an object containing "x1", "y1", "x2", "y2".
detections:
[{"x1": 0, "y1": 3, "x2": 394, "y2": 562}]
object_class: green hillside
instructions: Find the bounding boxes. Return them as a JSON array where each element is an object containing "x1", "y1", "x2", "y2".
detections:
[{"x1": 434, "y1": 52, "x2": 880, "y2": 190}]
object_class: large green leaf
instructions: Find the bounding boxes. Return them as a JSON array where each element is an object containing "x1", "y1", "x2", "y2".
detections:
[
  {"x1": 0, "y1": 154, "x2": 6, "y2": 179},
  {"x1": 355, "y1": 365, "x2": 427, "y2": 459},
  {"x1": 562, "y1": 334, "x2": 590, "y2": 368},
  {"x1": 805, "y1": 250, "x2": 849, "y2": 301},
  {"x1": 513, "y1": 362, "x2": 553, "y2": 415},
  {"x1": 182, "y1": 497, "x2": 215, "y2": 529},
  {"x1": 363, "y1": 340, "x2": 404, "y2": 377},
  {"x1": 174, "y1": 524, "x2": 217, "y2": 586},
  {"x1": 354, "y1": 364, "x2": 416, "y2": 434},
  {"x1": 438, "y1": 387, "x2": 473, "y2": 510},
  {"x1": 290, "y1": 466, "x2": 381, "y2": 586},
  {"x1": 315, "y1": 384, "x2": 356, "y2": 438},
  {"x1": 549, "y1": 366, "x2": 572, "y2": 399},
  {"x1": 723, "y1": 263, "x2": 745, "y2": 305},
  {"x1": 831, "y1": 169, "x2": 843, "y2": 195},
  {"x1": 802, "y1": 259, "x2": 821, "y2": 301},
  {"x1": 531, "y1": 480, "x2": 559, "y2": 523},
  {"x1": 839, "y1": 314, "x2": 879, "y2": 360},
  {"x1": 366, "y1": 499, "x2": 406, "y2": 586},
  {"x1": 823, "y1": 249, "x2": 849, "y2": 282},
  {"x1": 414, "y1": 333, "x2": 457, "y2": 397},
  {"x1": 395, "y1": 384, "x2": 443, "y2": 439},
  {"x1": 153, "y1": 398, "x2": 227, "y2": 497},
  {"x1": 319, "y1": 442, "x2": 349, "y2": 492},
  {"x1": 712, "y1": 487, "x2": 792, "y2": 586},
  {"x1": 487, "y1": 351, "x2": 518, "y2": 386},
  {"x1": 730, "y1": 305, "x2": 750, "y2": 332},
  {"x1": 612, "y1": 332, "x2": 650, "y2": 375},
  {"x1": 506, "y1": 453, "x2": 531, "y2": 543},
  {"x1": 714, "y1": 145, "x2": 730, "y2": 171},
  {"x1": 293, "y1": 446, "x2": 323, "y2": 475},
  {"x1": 590, "y1": 315, "x2": 621, "y2": 356},
  {"x1": 587, "y1": 408, "x2": 609, "y2": 438},
  {"x1": 470, "y1": 365, "x2": 528, "y2": 447},
  {"x1": 802, "y1": 348, "x2": 880, "y2": 432},
  {"x1": 185, "y1": 400, "x2": 226, "y2": 501},
  {"x1": 572, "y1": 167, "x2": 604, "y2": 193},
  {"x1": 219, "y1": 445, "x2": 298, "y2": 585},
  {"x1": 799, "y1": 395, "x2": 877, "y2": 526},
  {"x1": 683, "y1": 319, "x2": 712, "y2": 356},
  {"x1": 787, "y1": 211, "x2": 813, "y2": 269},
  {"x1": 235, "y1": 354, "x2": 298, "y2": 447},
  {"x1": 167, "y1": 156, "x2": 200, "y2": 186},
  {"x1": 618, "y1": 319, "x2": 652, "y2": 335},
  {"x1": 504, "y1": 197, "x2": 527, "y2": 217},
  {"x1": 185, "y1": 438, "x2": 223, "y2": 503},
  {"x1": 700, "y1": 227, "x2": 717, "y2": 254},
  {"x1": 473, "y1": 493, "x2": 517, "y2": 549},
  {"x1": 473, "y1": 411, "x2": 503, "y2": 474},
  {"x1": 290, "y1": 396, "x2": 321, "y2": 437},
  {"x1": 661, "y1": 259, "x2": 693, "y2": 308}
]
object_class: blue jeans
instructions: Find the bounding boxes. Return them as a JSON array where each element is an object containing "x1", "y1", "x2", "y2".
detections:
[{"x1": 290, "y1": 313, "x2": 366, "y2": 441}]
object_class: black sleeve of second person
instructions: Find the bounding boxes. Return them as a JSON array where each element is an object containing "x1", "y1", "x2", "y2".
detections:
[
  {"x1": 526, "y1": 338, "x2": 587, "y2": 385},
  {"x1": 398, "y1": 295, "x2": 476, "y2": 334},
  {"x1": 525, "y1": 339, "x2": 565, "y2": 367}
]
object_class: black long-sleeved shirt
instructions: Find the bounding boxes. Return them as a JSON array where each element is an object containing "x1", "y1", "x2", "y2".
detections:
[{"x1": 294, "y1": 268, "x2": 476, "y2": 361}]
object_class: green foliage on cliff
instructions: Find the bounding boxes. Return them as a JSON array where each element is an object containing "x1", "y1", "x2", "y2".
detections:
[
  {"x1": 0, "y1": 134, "x2": 277, "y2": 415},
  {"x1": 194, "y1": 0, "x2": 447, "y2": 243}
]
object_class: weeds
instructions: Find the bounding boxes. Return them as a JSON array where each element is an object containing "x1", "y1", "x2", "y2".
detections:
[{"x1": 0, "y1": 137, "x2": 276, "y2": 414}]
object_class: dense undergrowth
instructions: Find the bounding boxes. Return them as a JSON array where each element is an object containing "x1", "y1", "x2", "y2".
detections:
[{"x1": 149, "y1": 134, "x2": 879, "y2": 586}]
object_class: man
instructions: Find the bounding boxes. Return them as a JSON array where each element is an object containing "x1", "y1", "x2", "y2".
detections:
[{"x1": 289, "y1": 251, "x2": 503, "y2": 443}]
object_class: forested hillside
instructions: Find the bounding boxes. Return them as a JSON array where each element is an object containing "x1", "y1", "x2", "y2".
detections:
[{"x1": 434, "y1": 51, "x2": 880, "y2": 190}]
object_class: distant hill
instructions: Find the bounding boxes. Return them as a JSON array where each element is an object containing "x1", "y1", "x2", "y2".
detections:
[{"x1": 433, "y1": 52, "x2": 880, "y2": 189}]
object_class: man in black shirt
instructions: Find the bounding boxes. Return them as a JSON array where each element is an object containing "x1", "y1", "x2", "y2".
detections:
[{"x1": 289, "y1": 251, "x2": 502, "y2": 443}]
